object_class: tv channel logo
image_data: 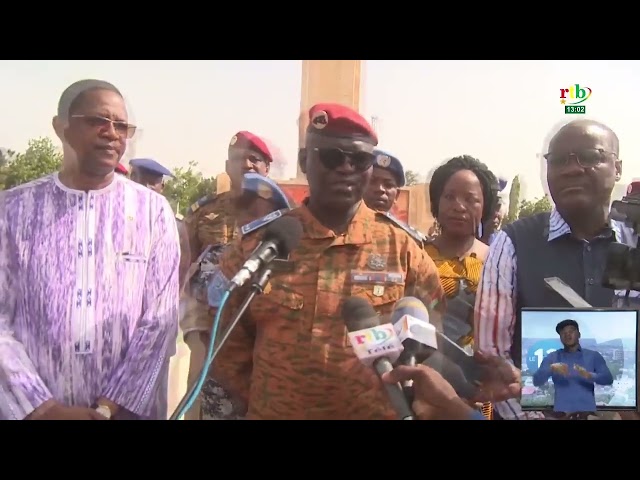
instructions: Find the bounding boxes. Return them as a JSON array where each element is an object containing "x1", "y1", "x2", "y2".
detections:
[
  {"x1": 350, "y1": 324, "x2": 395, "y2": 346},
  {"x1": 560, "y1": 84, "x2": 592, "y2": 115},
  {"x1": 348, "y1": 324, "x2": 403, "y2": 361}
]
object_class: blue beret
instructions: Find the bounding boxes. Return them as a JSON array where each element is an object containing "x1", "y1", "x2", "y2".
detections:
[
  {"x1": 372, "y1": 149, "x2": 405, "y2": 187},
  {"x1": 242, "y1": 173, "x2": 292, "y2": 210},
  {"x1": 130, "y1": 158, "x2": 174, "y2": 178},
  {"x1": 498, "y1": 177, "x2": 508, "y2": 192}
]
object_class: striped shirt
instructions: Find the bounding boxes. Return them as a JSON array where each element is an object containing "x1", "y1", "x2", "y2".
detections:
[{"x1": 474, "y1": 208, "x2": 638, "y2": 419}]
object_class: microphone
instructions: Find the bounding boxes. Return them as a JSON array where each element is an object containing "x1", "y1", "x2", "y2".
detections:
[
  {"x1": 391, "y1": 296, "x2": 438, "y2": 367},
  {"x1": 389, "y1": 296, "x2": 438, "y2": 399},
  {"x1": 229, "y1": 215, "x2": 303, "y2": 290},
  {"x1": 391, "y1": 296, "x2": 483, "y2": 399},
  {"x1": 342, "y1": 297, "x2": 415, "y2": 420}
]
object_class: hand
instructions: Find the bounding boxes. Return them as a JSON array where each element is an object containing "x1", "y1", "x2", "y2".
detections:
[
  {"x1": 573, "y1": 364, "x2": 592, "y2": 379},
  {"x1": 382, "y1": 364, "x2": 473, "y2": 420},
  {"x1": 471, "y1": 351, "x2": 521, "y2": 403},
  {"x1": 551, "y1": 362, "x2": 569, "y2": 376},
  {"x1": 27, "y1": 400, "x2": 107, "y2": 420},
  {"x1": 95, "y1": 397, "x2": 121, "y2": 418}
]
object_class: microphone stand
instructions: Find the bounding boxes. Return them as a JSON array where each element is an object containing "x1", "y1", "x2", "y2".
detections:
[
  {"x1": 205, "y1": 265, "x2": 273, "y2": 368},
  {"x1": 169, "y1": 264, "x2": 273, "y2": 420}
]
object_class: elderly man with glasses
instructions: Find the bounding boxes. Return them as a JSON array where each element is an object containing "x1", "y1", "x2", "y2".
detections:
[{"x1": 0, "y1": 79, "x2": 180, "y2": 420}]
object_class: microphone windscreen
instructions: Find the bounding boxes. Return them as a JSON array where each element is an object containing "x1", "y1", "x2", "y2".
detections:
[
  {"x1": 342, "y1": 298, "x2": 379, "y2": 332},
  {"x1": 263, "y1": 216, "x2": 303, "y2": 256},
  {"x1": 390, "y1": 296, "x2": 430, "y2": 325},
  {"x1": 422, "y1": 350, "x2": 477, "y2": 399}
]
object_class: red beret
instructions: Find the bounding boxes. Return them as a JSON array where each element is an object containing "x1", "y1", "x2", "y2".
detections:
[
  {"x1": 229, "y1": 131, "x2": 273, "y2": 163},
  {"x1": 627, "y1": 181, "x2": 640, "y2": 196},
  {"x1": 115, "y1": 163, "x2": 128, "y2": 175},
  {"x1": 306, "y1": 103, "x2": 378, "y2": 146}
]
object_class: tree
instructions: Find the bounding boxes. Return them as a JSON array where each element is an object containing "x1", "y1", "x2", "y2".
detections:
[
  {"x1": 163, "y1": 161, "x2": 216, "y2": 214},
  {"x1": 0, "y1": 138, "x2": 62, "y2": 190},
  {"x1": 518, "y1": 195, "x2": 553, "y2": 219},
  {"x1": 404, "y1": 170, "x2": 422, "y2": 186},
  {"x1": 505, "y1": 175, "x2": 521, "y2": 224}
]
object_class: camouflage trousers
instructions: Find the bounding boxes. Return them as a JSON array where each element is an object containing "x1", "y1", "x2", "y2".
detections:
[{"x1": 200, "y1": 378, "x2": 245, "y2": 420}]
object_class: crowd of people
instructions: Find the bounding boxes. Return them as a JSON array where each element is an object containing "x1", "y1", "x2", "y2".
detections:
[{"x1": 0, "y1": 77, "x2": 636, "y2": 420}]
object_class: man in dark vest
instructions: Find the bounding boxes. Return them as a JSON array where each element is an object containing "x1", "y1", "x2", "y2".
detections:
[{"x1": 475, "y1": 119, "x2": 638, "y2": 420}]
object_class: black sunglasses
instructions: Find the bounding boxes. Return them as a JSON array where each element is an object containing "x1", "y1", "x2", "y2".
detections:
[
  {"x1": 544, "y1": 148, "x2": 616, "y2": 169},
  {"x1": 313, "y1": 147, "x2": 375, "y2": 172}
]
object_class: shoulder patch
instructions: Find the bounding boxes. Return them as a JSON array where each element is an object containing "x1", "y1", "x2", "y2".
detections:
[
  {"x1": 379, "y1": 211, "x2": 427, "y2": 245},
  {"x1": 186, "y1": 194, "x2": 217, "y2": 216},
  {"x1": 241, "y1": 208, "x2": 291, "y2": 236}
]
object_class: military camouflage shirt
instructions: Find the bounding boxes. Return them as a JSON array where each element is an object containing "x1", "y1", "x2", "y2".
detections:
[
  {"x1": 212, "y1": 201, "x2": 446, "y2": 420},
  {"x1": 184, "y1": 191, "x2": 238, "y2": 264}
]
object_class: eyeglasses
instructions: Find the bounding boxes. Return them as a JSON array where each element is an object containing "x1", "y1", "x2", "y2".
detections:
[
  {"x1": 313, "y1": 148, "x2": 375, "y2": 172},
  {"x1": 71, "y1": 115, "x2": 137, "y2": 139},
  {"x1": 544, "y1": 148, "x2": 616, "y2": 169}
]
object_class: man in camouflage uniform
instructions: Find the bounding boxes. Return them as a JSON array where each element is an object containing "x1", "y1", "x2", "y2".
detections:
[
  {"x1": 181, "y1": 132, "x2": 277, "y2": 420},
  {"x1": 363, "y1": 149, "x2": 428, "y2": 247},
  {"x1": 184, "y1": 131, "x2": 273, "y2": 264},
  {"x1": 208, "y1": 103, "x2": 448, "y2": 419}
]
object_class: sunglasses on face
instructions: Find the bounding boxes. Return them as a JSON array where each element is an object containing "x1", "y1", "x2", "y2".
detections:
[
  {"x1": 544, "y1": 148, "x2": 615, "y2": 169},
  {"x1": 312, "y1": 147, "x2": 375, "y2": 172},
  {"x1": 71, "y1": 114, "x2": 137, "y2": 139}
]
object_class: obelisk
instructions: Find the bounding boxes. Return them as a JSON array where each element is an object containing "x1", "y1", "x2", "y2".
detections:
[{"x1": 297, "y1": 60, "x2": 363, "y2": 179}]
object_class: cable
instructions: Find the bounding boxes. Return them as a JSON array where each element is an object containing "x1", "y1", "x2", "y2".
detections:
[{"x1": 172, "y1": 289, "x2": 230, "y2": 420}]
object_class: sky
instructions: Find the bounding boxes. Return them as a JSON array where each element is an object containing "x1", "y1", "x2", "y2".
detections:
[
  {"x1": 522, "y1": 310, "x2": 638, "y2": 341},
  {"x1": 1, "y1": 60, "x2": 639, "y2": 200}
]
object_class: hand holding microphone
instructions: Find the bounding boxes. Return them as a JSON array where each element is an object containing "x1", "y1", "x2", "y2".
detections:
[
  {"x1": 342, "y1": 298, "x2": 415, "y2": 420},
  {"x1": 390, "y1": 296, "x2": 521, "y2": 404},
  {"x1": 391, "y1": 296, "x2": 480, "y2": 400},
  {"x1": 381, "y1": 365, "x2": 479, "y2": 420}
]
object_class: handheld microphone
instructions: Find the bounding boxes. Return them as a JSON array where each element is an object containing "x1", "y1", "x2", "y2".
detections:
[
  {"x1": 389, "y1": 296, "x2": 438, "y2": 399},
  {"x1": 342, "y1": 297, "x2": 415, "y2": 420},
  {"x1": 229, "y1": 216, "x2": 303, "y2": 290},
  {"x1": 391, "y1": 296, "x2": 484, "y2": 399}
]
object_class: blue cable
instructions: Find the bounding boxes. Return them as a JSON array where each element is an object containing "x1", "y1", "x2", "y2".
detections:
[{"x1": 175, "y1": 289, "x2": 230, "y2": 419}]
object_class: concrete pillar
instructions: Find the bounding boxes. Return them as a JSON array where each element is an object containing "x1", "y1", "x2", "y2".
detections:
[{"x1": 215, "y1": 172, "x2": 231, "y2": 193}]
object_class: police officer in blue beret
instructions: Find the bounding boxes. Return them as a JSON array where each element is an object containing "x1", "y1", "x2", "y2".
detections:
[
  {"x1": 363, "y1": 149, "x2": 427, "y2": 246},
  {"x1": 130, "y1": 158, "x2": 174, "y2": 194},
  {"x1": 364, "y1": 149, "x2": 405, "y2": 213}
]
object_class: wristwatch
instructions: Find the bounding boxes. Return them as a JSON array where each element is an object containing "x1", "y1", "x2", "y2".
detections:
[{"x1": 95, "y1": 404, "x2": 113, "y2": 419}]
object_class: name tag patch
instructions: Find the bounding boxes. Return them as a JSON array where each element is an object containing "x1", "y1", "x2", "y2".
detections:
[{"x1": 350, "y1": 270, "x2": 404, "y2": 285}]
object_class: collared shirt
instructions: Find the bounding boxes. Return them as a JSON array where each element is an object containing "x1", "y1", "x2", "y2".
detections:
[
  {"x1": 532, "y1": 346, "x2": 614, "y2": 413},
  {"x1": 475, "y1": 207, "x2": 638, "y2": 419}
]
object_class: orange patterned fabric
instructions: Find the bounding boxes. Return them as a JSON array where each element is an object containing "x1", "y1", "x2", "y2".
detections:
[
  {"x1": 212, "y1": 202, "x2": 446, "y2": 420},
  {"x1": 424, "y1": 243, "x2": 492, "y2": 419}
]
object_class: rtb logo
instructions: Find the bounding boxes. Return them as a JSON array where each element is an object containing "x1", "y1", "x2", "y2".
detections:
[
  {"x1": 351, "y1": 325, "x2": 394, "y2": 346},
  {"x1": 560, "y1": 84, "x2": 592, "y2": 115}
]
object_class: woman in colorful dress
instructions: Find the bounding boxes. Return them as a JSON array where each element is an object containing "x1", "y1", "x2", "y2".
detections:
[{"x1": 424, "y1": 155, "x2": 500, "y2": 419}]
